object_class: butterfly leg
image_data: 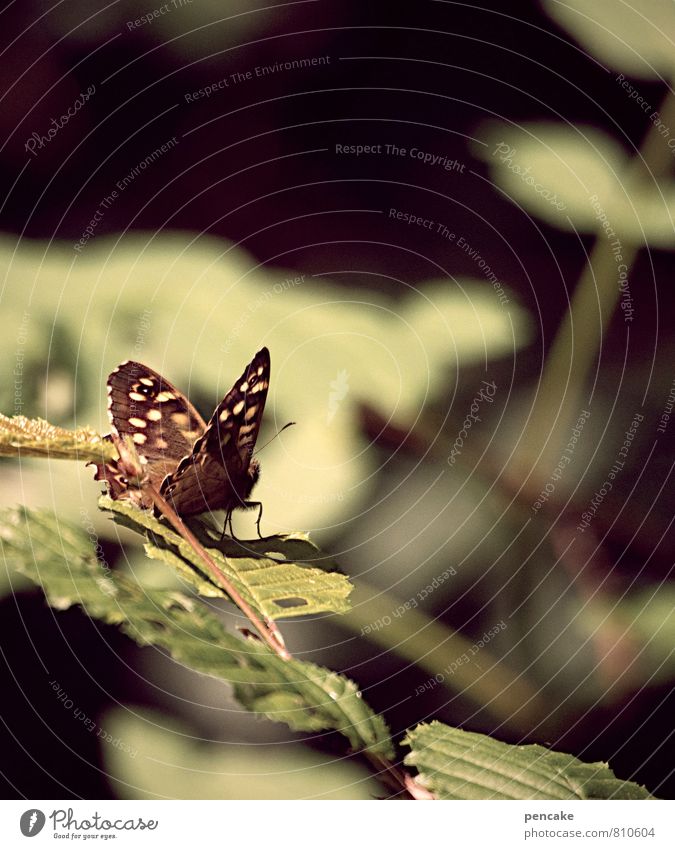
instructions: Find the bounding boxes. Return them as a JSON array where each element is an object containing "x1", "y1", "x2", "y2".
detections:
[
  {"x1": 219, "y1": 513, "x2": 229, "y2": 542},
  {"x1": 244, "y1": 500, "x2": 265, "y2": 538},
  {"x1": 220, "y1": 508, "x2": 237, "y2": 541}
]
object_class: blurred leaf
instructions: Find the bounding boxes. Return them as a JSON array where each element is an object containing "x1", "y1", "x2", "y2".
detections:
[
  {"x1": 0, "y1": 414, "x2": 115, "y2": 463},
  {"x1": 403, "y1": 721, "x2": 653, "y2": 800},
  {"x1": 1, "y1": 505, "x2": 393, "y2": 758},
  {"x1": 477, "y1": 123, "x2": 675, "y2": 246},
  {"x1": 545, "y1": 0, "x2": 675, "y2": 79},
  {"x1": 48, "y1": 0, "x2": 271, "y2": 57},
  {"x1": 102, "y1": 708, "x2": 379, "y2": 800},
  {"x1": 548, "y1": 525, "x2": 675, "y2": 704},
  {"x1": 579, "y1": 584, "x2": 675, "y2": 695},
  {"x1": 341, "y1": 579, "x2": 547, "y2": 731},
  {"x1": 0, "y1": 234, "x2": 532, "y2": 531},
  {"x1": 102, "y1": 496, "x2": 353, "y2": 620},
  {"x1": 0, "y1": 552, "x2": 30, "y2": 598},
  {"x1": 619, "y1": 585, "x2": 675, "y2": 648}
]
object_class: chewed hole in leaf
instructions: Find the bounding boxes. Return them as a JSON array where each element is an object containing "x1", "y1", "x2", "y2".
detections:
[
  {"x1": 102, "y1": 496, "x2": 354, "y2": 620},
  {"x1": 275, "y1": 597, "x2": 309, "y2": 609}
]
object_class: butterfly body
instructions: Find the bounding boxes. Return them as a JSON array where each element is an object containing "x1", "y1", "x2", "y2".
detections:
[{"x1": 94, "y1": 348, "x2": 270, "y2": 526}]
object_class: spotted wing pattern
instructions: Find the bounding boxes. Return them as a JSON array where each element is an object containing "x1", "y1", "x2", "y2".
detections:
[
  {"x1": 160, "y1": 347, "x2": 270, "y2": 516},
  {"x1": 106, "y1": 360, "x2": 206, "y2": 490},
  {"x1": 94, "y1": 349, "x2": 270, "y2": 520}
]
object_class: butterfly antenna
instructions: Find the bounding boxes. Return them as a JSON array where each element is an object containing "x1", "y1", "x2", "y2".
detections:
[{"x1": 253, "y1": 421, "x2": 296, "y2": 455}]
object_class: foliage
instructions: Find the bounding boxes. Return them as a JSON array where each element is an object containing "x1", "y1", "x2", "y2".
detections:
[
  {"x1": 544, "y1": 0, "x2": 675, "y2": 79},
  {"x1": 0, "y1": 505, "x2": 392, "y2": 759},
  {"x1": 1, "y1": 500, "x2": 657, "y2": 798},
  {"x1": 403, "y1": 722, "x2": 652, "y2": 800},
  {"x1": 476, "y1": 123, "x2": 675, "y2": 247},
  {"x1": 102, "y1": 496, "x2": 353, "y2": 621},
  {"x1": 0, "y1": 414, "x2": 115, "y2": 462}
]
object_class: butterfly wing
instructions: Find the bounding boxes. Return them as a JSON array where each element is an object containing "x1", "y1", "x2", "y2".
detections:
[
  {"x1": 160, "y1": 347, "x2": 270, "y2": 517},
  {"x1": 100, "y1": 360, "x2": 207, "y2": 492}
]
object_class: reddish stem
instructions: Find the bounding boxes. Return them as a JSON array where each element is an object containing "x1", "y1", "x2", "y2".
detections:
[{"x1": 147, "y1": 485, "x2": 291, "y2": 660}]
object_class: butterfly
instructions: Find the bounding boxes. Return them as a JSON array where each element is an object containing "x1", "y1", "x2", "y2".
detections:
[{"x1": 93, "y1": 348, "x2": 270, "y2": 535}]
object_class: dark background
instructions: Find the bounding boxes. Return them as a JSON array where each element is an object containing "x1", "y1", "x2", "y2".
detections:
[{"x1": 0, "y1": 0, "x2": 673, "y2": 799}]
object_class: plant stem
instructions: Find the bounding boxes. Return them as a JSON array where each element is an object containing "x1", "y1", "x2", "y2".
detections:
[
  {"x1": 403, "y1": 772, "x2": 437, "y2": 800},
  {"x1": 147, "y1": 485, "x2": 291, "y2": 660},
  {"x1": 366, "y1": 752, "x2": 437, "y2": 800},
  {"x1": 148, "y1": 486, "x2": 435, "y2": 798},
  {"x1": 507, "y1": 84, "x2": 675, "y2": 496},
  {"x1": 104, "y1": 434, "x2": 436, "y2": 798}
]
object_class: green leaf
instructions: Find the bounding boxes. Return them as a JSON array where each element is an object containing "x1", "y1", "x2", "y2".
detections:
[
  {"x1": 0, "y1": 414, "x2": 115, "y2": 463},
  {"x1": 0, "y1": 506, "x2": 393, "y2": 759},
  {"x1": 403, "y1": 721, "x2": 653, "y2": 800},
  {"x1": 544, "y1": 0, "x2": 675, "y2": 79},
  {"x1": 100, "y1": 496, "x2": 353, "y2": 620},
  {"x1": 232, "y1": 651, "x2": 394, "y2": 757},
  {"x1": 477, "y1": 123, "x2": 675, "y2": 247}
]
